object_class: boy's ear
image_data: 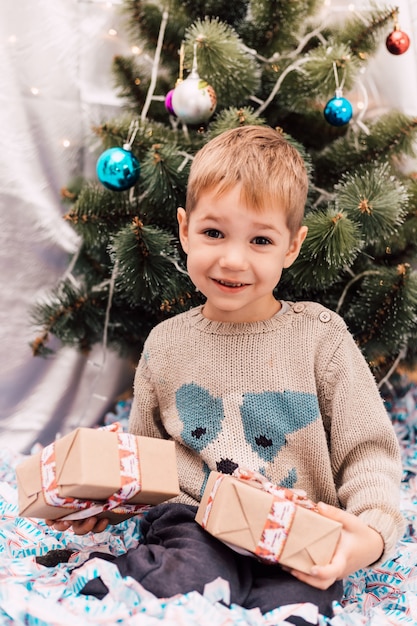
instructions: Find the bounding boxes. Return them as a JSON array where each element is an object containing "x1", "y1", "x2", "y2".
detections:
[
  {"x1": 283, "y1": 225, "x2": 308, "y2": 268},
  {"x1": 177, "y1": 207, "x2": 189, "y2": 254}
]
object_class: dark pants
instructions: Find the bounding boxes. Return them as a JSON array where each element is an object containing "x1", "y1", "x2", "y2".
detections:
[{"x1": 81, "y1": 503, "x2": 343, "y2": 625}]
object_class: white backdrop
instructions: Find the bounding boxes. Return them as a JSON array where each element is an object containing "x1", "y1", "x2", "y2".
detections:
[
  {"x1": 0, "y1": 0, "x2": 416, "y2": 453},
  {"x1": 0, "y1": 0, "x2": 136, "y2": 452}
]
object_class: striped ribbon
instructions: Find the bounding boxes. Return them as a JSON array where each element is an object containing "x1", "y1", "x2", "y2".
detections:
[
  {"x1": 201, "y1": 467, "x2": 318, "y2": 563},
  {"x1": 40, "y1": 422, "x2": 149, "y2": 518}
]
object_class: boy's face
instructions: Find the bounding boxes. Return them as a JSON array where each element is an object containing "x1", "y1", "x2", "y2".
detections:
[{"x1": 178, "y1": 184, "x2": 307, "y2": 323}]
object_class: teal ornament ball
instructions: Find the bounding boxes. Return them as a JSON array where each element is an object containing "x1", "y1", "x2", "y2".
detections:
[
  {"x1": 96, "y1": 146, "x2": 140, "y2": 191},
  {"x1": 324, "y1": 96, "x2": 353, "y2": 127}
]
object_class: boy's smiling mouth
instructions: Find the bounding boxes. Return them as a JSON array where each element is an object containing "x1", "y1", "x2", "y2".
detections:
[{"x1": 213, "y1": 278, "x2": 248, "y2": 288}]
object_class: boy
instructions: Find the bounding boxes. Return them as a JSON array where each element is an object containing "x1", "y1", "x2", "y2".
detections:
[{"x1": 48, "y1": 126, "x2": 404, "y2": 624}]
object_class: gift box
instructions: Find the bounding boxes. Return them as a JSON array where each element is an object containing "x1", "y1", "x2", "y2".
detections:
[
  {"x1": 16, "y1": 424, "x2": 179, "y2": 523},
  {"x1": 195, "y1": 470, "x2": 342, "y2": 575}
]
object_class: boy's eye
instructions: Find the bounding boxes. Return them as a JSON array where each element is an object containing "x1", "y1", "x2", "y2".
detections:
[
  {"x1": 204, "y1": 229, "x2": 223, "y2": 239},
  {"x1": 253, "y1": 236, "x2": 272, "y2": 245}
]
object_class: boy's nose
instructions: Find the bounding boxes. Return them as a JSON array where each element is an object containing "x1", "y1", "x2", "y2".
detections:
[{"x1": 218, "y1": 243, "x2": 249, "y2": 270}]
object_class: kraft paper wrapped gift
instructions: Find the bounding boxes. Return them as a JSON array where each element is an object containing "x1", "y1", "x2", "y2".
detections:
[
  {"x1": 16, "y1": 424, "x2": 179, "y2": 523},
  {"x1": 195, "y1": 470, "x2": 342, "y2": 575}
]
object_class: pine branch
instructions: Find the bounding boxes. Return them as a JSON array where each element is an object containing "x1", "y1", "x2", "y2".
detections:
[
  {"x1": 30, "y1": 283, "x2": 105, "y2": 354},
  {"x1": 239, "y1": 0, "x2": 322, "y2": 55},
  {"x1": 210, "y1": 106, "x2": 266, "y2": 135},
  {"x1": 112, "y1": 55, "x2": 147, "y2": 109},
  {"x1": 139, "y1": 143, "x2": 189, "y2": 220},
  {"x1": 112, "y1": 217, "x2": 190, "y2": 304},
  {"x1": 172, "y1": 0, "x2": 250, "y2": 29},
  {"x1": 255, "y1": 56, "x2": 311, "y2": 116},
  {"x1": 63, "y1": 184, "x2": 138, "y2": 247},
  {"x1": 314, "y1": 113, "x2": 417, "y2": 186},
  {"x1": 339, "y1": 6, "x2": 399, "y2": 58},
  {"x1": 183, "y1": 17, "x2": 259, "y2": 106},
  {"x1": 346, "y1": 263, "x2": 417, "y2": 360},
  {"x1": 281, "y1": 208, "x2": 362, "y2": 291},
  {"x1": 334, "y1": 163, "x2": 408, "y2": 244}
]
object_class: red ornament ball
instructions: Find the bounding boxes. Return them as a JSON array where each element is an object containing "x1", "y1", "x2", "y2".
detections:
[{"x1": 386, "y1": 29, "x2": 410, "y2": 55}]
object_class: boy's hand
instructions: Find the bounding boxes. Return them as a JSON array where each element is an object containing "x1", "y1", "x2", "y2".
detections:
[
  {"x1": 45, "y1": 516, "x2": 110, "y2": 535},
  {"x1": 283, "y1": 503, "x2": 384, "y2": 590}
]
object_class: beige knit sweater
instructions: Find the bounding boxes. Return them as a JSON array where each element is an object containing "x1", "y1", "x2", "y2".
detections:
[{"x1": 129, "y1": 301, "x2": 404, "y2": 562}]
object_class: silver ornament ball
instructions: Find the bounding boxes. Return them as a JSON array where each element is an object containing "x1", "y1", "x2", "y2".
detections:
[{"x1": 171, "y1": 71, "x2": 217, "y2": 125}]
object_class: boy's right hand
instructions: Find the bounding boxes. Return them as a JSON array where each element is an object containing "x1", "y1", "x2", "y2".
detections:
[
  {"x1": 282, "y1": 503, "x2": 385, "y2": 590},
  {"x1": 45, "y1": 516, "x2": 110, "y2": 534}
]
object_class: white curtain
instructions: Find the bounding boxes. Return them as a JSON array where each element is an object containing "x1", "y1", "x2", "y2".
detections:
[
  {"x1": 0, "y1": 0, "x2": 135, "y2": 453},
  {"x1": 363, "y1": 0, "x2": 417, "y2": 126},
  {"x1": 0, "y1": 0, "x2": 416, "y2": 454}
]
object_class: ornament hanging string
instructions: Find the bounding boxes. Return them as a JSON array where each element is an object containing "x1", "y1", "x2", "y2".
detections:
[
  {"x1": 385, "y1": 11, "x2": 410, "y2": 56},
  {"x1": 177, "y1": 43, "x2": 184, "y2": 86},
  {"x1": 170, "y1": 39, "x2": 217, "y2": 132},
  {"x1": 323, "y1": 61, "x2": 352, "y2": 127},
  {"x1": 191, "y1": 42, "x2": 198, "y2": 76},
  {"x1": 124, "y1": 120, "x2": 140, "y2": 203},
  {"x1": 124, "y1": 120, "x2": 139, "y2": 151},
  {"x1": 180, "y1": 42, "x2": 199, "y2": 137},
  {"x1": 332, "y1": 61, "x2": 346, "y2": 98}
]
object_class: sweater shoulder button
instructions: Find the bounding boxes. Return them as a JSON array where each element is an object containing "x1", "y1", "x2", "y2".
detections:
[
  {"x1": 293, "y1": 303, "x2": 305, "y2": 313},
  {"x1": 319, "y1": 311, "x2": 331, "y2": 323}
]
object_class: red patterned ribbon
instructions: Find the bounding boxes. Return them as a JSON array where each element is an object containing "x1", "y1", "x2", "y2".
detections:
[
  {"x1": 201, "y1": 468, "x2": 317, "y2": 563},
  {"x1": 40, "y1": 422, "x2": 150, "y2": 518},
  {"x1": 200, "y1": 473, "x2": 225, "y2": 529},
  {"x1": 232, "y1": 467, "x2": 318, "y2": 510}
]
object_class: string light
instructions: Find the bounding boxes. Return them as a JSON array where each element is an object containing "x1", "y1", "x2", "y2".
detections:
[
  {"x1": 30, "y1": 87, "x2": 40, "y2": 96},
  {"x1": 108, "y1": 27, "x2": 117, "y2": 36},
  {"x1": 62, "y1": 139, "x2": 71, "y2": 148}
]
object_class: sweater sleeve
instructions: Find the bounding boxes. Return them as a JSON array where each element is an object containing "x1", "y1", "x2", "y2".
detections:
[
  {"x1": 321, "y1": 330, "x2": 405, "y2": 563},
  {"x1": 128, "y1": 351, "x2": 167, "y2": 441}
]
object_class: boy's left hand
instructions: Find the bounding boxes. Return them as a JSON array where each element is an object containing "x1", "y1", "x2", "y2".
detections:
[
  {"x1": 284, "y1": 502, "x2": 384, "y2": 590},
  {"x1": 45, "y1": 516, "x2": 110, "y2": 535}
]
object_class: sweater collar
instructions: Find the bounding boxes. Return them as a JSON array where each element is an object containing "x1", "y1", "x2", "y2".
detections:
[{"x1": 186, "y1": 302, "x2": 290, "y2": 335}]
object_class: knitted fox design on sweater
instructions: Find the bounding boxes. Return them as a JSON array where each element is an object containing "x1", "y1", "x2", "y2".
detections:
[
  {"x1": 175, "y1": 383, "x2": 318, "y2": 486},
  {"x1": 129, "y1": 302, "x2": 404, "y2": 561}
]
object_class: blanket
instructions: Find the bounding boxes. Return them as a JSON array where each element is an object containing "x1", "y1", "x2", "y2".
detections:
[{"x1": 1, "y1": 384, "x2": 417, "y2": 626}]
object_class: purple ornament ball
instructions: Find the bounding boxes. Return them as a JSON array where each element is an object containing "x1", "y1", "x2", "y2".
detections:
[{"x1": 165, "y1": 89, "x2": 176, "y2": 116}]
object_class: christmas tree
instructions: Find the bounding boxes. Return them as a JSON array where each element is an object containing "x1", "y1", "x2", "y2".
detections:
[{"x1": 31, "y1": 0, "x2": 417, "y2": 389}]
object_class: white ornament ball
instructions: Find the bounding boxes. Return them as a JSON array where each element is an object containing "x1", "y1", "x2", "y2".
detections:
[{"x1": 171, "y1": 71, "x2": 217, "y2": 125}]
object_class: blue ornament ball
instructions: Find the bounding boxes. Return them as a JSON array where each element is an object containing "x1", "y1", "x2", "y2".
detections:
[
  {"x1": 323, "y1": 96, "x2": 353, "y2": 127},
  {"x1": 96, "y1": 146, "x2": 140, "y2": 191}
]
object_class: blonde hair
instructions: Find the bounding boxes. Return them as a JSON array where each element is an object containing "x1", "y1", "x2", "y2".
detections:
[{"x1": 185, "y1": 125, "x2": 308, "y2": 237}]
